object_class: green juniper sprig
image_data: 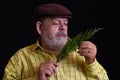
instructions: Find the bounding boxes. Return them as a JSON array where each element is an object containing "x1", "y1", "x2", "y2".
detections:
[{"x1": 57, "y1": 28, "x2": 104, "y2": 62}]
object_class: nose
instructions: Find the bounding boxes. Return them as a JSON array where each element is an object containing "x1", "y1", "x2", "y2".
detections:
[{"x1": 58, "y1": 23, "x2": 66, "y2": 31}]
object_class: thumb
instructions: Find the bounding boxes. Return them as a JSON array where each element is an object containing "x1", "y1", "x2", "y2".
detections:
[{"x1": 38, "y1": 72, "x2": 47, "y2": 80}]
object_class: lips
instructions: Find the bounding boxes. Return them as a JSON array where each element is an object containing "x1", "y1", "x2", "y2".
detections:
[
  {"x1": 57, "y1": 34, "x2": 66, "y2": 37},
  {"x1": 56, "y1": 32, "x2": 66, "y2": 37}
]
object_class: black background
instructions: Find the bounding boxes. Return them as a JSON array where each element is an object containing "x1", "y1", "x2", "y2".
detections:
[{"x1": 0, "y1": 0, "x2": 114, "y2": 79}]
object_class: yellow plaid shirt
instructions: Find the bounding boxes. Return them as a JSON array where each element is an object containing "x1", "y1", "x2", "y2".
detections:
[{"x1": 2, "y1": 40, "x2": 109, "y2": 80}]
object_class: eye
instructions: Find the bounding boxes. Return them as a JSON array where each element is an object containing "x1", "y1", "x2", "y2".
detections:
[
  {"x1": 52, "y1": 22, "x2": 60, "y2": 25},
  {"x1": 64, "y1": 22, "x2": 68, "y2": 25}
]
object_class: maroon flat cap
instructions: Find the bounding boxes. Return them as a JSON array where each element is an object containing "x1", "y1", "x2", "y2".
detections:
[{"x1": 34, "y1": 3, "x2": 72, "y2": 18}]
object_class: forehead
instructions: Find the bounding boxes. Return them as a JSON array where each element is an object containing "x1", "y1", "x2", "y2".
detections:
[{"x1": 47, "y1": 17, "x2": 68, "y2": 22}]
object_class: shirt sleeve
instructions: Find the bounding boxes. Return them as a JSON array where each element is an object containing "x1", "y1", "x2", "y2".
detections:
[
  {"x1": 85, "y1": 59, "x2": 109, "y2": 80},
  {"x1": 2, "y1": 53, "x2": 22, "y2": 80}
]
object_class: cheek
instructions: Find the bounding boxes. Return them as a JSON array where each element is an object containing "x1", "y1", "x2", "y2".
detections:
[
  {"x1": 65, "y1": 27, "x2": 68, "y2": 33},
  {"x1": 44, "y1": 27, "x2": 58, "y2": 37},
  {"x1": 50, "y1": 28, "x2": 58, "y2": 35}
]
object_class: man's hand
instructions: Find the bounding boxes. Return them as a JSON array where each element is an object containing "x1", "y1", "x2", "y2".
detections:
[
  {"x1": 38, "y1": 61, "x2": 59, "y2": 80},
  {"x1": 78, "y1": 41, "x2": 97, "y2": 64}
]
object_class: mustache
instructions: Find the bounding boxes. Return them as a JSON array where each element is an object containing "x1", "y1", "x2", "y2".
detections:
[{"x1": 56, "y1": 31, "x2": 67, "y2": 36}]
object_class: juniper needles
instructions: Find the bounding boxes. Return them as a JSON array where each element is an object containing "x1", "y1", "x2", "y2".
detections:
[{"x1": 57, "y1": 28, "x2": 104, "y2": 62}]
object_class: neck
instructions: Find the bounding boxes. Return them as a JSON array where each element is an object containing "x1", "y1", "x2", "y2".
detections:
[
  {"x1": 43, "y1": 45, "x2": 62, "y2": 56},
  {"x1": 49, "y1": 49, "x2": 61, "y2": 56},
  {"x1": 40, "y1": 40, "x2": 63, "y2": 56}
]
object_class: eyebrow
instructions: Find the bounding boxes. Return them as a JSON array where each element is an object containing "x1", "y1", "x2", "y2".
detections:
[{"x1": 52, "y1": 18, "x2": 68, "y2": 22}]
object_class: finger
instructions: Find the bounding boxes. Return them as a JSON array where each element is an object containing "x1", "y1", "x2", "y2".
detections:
[
  {"x1": 45, "y1": 68, "x2": 53, "y2": 77},
  {"x1": 52, "y1": 62, "x2": 60, "y2": 67},
  {"x1": 50, "y1": 62, "x2": 59, "y2": 73},
  {"x1": 79, "y1": 48, "x2": 91, "y2": 53},
  {"x1": 38, "y1": 71, "x2": 47, "y2": 80},
  {"x1": 80, "y1": 41, "x2": 96, "y2": 48},
  {"x1": 81, "y1": 48, "x2": 90, "y2": 53},
  {"x1": 39, "y1": 63, "x2": 54, "y2": 77},
  {"x1": 45, "y1": 61, "x2": 59, "y2": 74}
]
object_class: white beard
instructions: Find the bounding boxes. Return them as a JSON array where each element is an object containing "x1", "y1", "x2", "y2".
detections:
[{"x1": 41, "y1": 33, "x2": 68, "y2": 51}]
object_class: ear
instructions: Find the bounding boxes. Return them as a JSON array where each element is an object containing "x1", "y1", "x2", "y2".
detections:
[{"x1": 36, "y1": 21, "x2": 42, "y2": 35}]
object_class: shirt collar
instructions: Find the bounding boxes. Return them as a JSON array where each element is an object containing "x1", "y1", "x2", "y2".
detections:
[
  {"x1": 33, "y1": 37, "x2": 72, "y2": 52},
  {"x1": 33, "y1": 38, "x2": 49, "y2": 52}
]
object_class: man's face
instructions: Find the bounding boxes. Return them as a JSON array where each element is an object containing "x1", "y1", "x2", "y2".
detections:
[{"x1": 40, "y1": 17, "x2": 68, "y2": 49}]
